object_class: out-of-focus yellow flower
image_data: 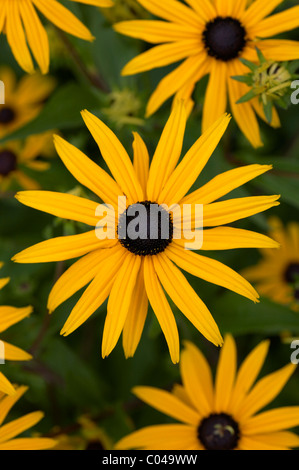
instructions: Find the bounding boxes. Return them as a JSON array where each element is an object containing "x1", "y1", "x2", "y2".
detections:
[
  {"x1": 0, "y1": 0, "x2": 113, "y2": 74},
  {"x1": 102, "y1": 88, "x2": 144, "y2": 129},
  {"x1": 0, "y1": 132, "x2": 55, "y2": 191},
  {"x1": 0, "y1": 67, "x2": 55, "y2": 139},
  {"x1": 100, "y1": 0, "x2": 149, "y2": 23},
  {"x1": 243, "y1": 217, "x2": 299, "y2": 311}
]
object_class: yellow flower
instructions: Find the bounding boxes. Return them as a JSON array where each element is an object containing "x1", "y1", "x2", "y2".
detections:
[
  {"x1": 115, "y1": 335, "x2": 299, "y2": 450},
  {"x1": 0, "y1": 67, "x2": 55, "y2": 139},
  {"x1": 52, "y1": 416, "x2": 113, "y2": 450},
  {"x1": 13, "y1": 102, "x2": 279, "y2": 363},
  {"x1": 0, "y1": 0, "x2": 113, "y2": 74},
  {"x1": 243, "y1": 217, "x2": 299, "y2": 311},
  {"x1": 0, "y1": 132, "x2": 55, "y2": 191},
  {"x1": 114, "y1": 0, "x2": 299, "y2": 147},
  {"x1": 0, "y1": 263, "x2": 10, "y2": 290},
  {"x1": 0, "y1": 386, "x2": 56, "y2": 450},
  {"x1": 0, "y1": 305, "x2": 33, "y2": 395}
]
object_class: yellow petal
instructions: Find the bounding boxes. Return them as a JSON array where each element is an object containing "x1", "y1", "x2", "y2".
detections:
[
  {"x1": 154, "y1": 253, "x2": 223, "y2": 346},
  {"x1": 214, "y1": 334, "x2": 237, "y2": 412},
  {"x1": 253, "y1": 6, "x2": 299, "y2": 37},
  {"x1": 0, "y1": 386, "x2": 28, "y2": 426},
  {"x1": 166, "y1": 243, "x2": 259, "y2": 302},
  {"x1": 159, "y1": 114, "x2": 231, "y2": 205},
  {"x1": 1, "y1": 342, "x2": 32, "y2": 361},
  {"x1": 243, "y1": 407, "x2": 299, "y2": 435},
  {"x1": 133, "y1": 386, "x2": 200, "y2": 425},
  {"x1": 137, "y1": 0, "x2": 202, "y2": 28},
  {"x1": 0, "y1": 411, "x2": 44, "y2": 443},
  {"x1": 147, "y1": 100, "x2": 186, "y2": 202},
  {"x1": 0, "y1": 373, "x2": 15, "y2": 396},
  {"x1": 202, "y1": 60, "x2": 227, "y2": 132},
  {"x1": 0, "y1": 437, "x2": 56, "y2": 450},
  {"x1": 0, "y1": 306, "x2": 32, "y2": 333},
  {"x1": 180, "y1": 341, "x2": 214, "y2": 416},
  {"x1": 122, "y1": 264, "x2": 148, "y2": 358},
  {"x1": 132, "y1": 132, "x2": 149, "y2": 196},
  {"x1": 143, "y1": 256, "x2": 180, "y2": 364},
  {"x1": 114, "y1": 20, "x2": 199, "y2": 43},
  {"x1": 32, "y1": 0, "x2": 94, "y2": 41},
  {"x1": 102, "y1": 253, "x2": 141, "y2": 358},
  {"x1": 81, "y1": 110, "x2": 143, "y2": 204}
]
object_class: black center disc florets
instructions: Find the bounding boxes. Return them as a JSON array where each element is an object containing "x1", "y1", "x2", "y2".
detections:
[
  {"x1": 0, "y1": 107, "x2": 16, "y2": 124},
  {"x1": 203, "y1": 17, "x2": 247, "y2": 61},
  {"x1": 197, "y1": 413, "x2": 240, "y2": 450},
  {"x1": 0, "y1": 150, "x2": 17, "y2": 176},
  {"x1": 285, "y1": 263, "x2": 299, "y2": 284},
  {"x1": 118, "y1": 200, "x2": 173, "y2": 256}
]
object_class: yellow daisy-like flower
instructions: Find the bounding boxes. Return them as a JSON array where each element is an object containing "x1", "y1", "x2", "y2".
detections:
[
  {"x1": 0, "y1": 263, "x2": 10, "y2": 290},
  {"x1": 0, "y1": 0, "x2": 113, "y2": 74},
  {"x1": 0, "y1": 67, "x2": 55, "y2": 139},
  {"x1": 52, "y1": 416, "x2": 113, "y2": 450},
  {"x1": 13, "y1": 102, "x2": 280, "y2": 363},
  {"x1": 114, "y1": 0, "x2": 299, "y2": 147},
  {"x1": 115, "y1": 335, "x2": 299, "y2": 450},
  {"x1": 0, "y1": 386, "x2": 56, "y2": 450},
  {"x1": 0, "y1": 305, "x2": 33, "y2": 395},
  {"x1": 0, "y1": 132, "x2": 54, "y2": 191},
  {"x1": 243, "y1": 217, "x2": 299, "y2": 311}
]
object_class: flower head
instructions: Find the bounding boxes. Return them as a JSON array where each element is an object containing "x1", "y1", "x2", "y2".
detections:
[
  {"x1": 115, "y1": 0, "x2": 299, "y2": 147},
  {"x1": 13, "y1": 102, "x2": 279, "y2": 362},
  {"x1": 0, "y1": 67, "x2": 55, "y2": 139},
  {"x1": 0, "y1": 132, "x2": 54, "y2": 191},
  {"x1": 243, "y1": 217, "x2": 299, "y2": 311},
  {"x1": 0, "y1": 0, "x2": 113, "y2": 74},
  {"x1": 115, "y1": 335, "x2": 299, "y2": 450},
  {"x1": 0, "y1": 386, "x2": 56, "y2": 450}
]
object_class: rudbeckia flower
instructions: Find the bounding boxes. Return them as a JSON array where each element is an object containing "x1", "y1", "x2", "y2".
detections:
[
  {"x1": 0, "y1": 0, "x2": 113, "y2": 74},
  {"x1": 0, "y1": 386, "x2": 56, "y2": 449},
  {"x1": 243, "y1": 217, "x2": 299, "y2": 311},
  {"x1": 13, "y1": 102, "x2": 279, "y2": 363},
  {"x1": 114, "y1": 0, "x2": 299, "y2": 147},
  {"x1": 0, "y1": 132, "x2": 54, "y2": 191},
  {"x1": 0, "y1": 305, "x2": 33, "y2": 395},
  {"x1": 115, "y1": 335, "x2": 299, "y2": 450},
  {"x1": 0, "y1": 263, "x2": 10, "y2": 290},
  {"x1": 0, "y1": 67, "x2": 55, "y2": 139}
]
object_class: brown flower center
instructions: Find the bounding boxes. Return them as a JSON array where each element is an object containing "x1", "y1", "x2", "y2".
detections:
[{"x1": 203, "y1": 17, "x2": 247, "y2": 61}]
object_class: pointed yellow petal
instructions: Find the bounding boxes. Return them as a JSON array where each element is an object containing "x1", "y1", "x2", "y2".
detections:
[
  {"x1": 122, "y1": 264, "x2": 148, "y2": 358},
  {"x1": 258, "y1": 39, "x2": 299, "y2": 61},
  {"x1": 15, "y1": 191, "x2": 105, "y2": 227},
  {"x1": 60, "y1": 245, "x2": 126, "y2": 336},
  {"x1": 0, "y1": 437, "x2": 56, "y2": 450},
  {"x1": 199, "y1": 227, "x2": 280, "y2": 251},
  {"x1": 253, "y1": 6, "x2": 299, "y2": 37},
  {"x1": 147, "y1": 100, "x2": 186, "y2": 202},
  {"x1": 243, "y1": 407, "x2": 299, "y2": 435},
  {"x1": 81, "y1": 110, "x2": 143, "y2": 204},
  {"x1": 19, "y1": 0, "x2": 49, "y2": 74},
  {"x1": 12, "y1": 231, "x2": 116, "y2": 264},
  {"x1": 0, "y1": 386, "x2": 28, "y2": 426},
  {"x1": 114, "y1": 20, "x2": 199, "y2": 43},
  {"x1": 214, "y1": 334, "x2": 237, "y2": 412},
  {"x1": 241, "y1": 0, "x2": 283, "y2": 28},
  {"x1": 167, "y1": 244, "x2": 259, "y2": 302},
  {"x1": 182, "y1": 164, "x2": 273, "y2": 205},
  {"x1": 158, "y1": 114, "x2": 231, "y2": 205},
  {"x1": 1, "y1": 342, "x2": 32, "y2": 361},
  {"x1": 0, "y1": 373, "x2": 15, "y2": 396},
  {"x1": 115, "y1": 424, "x2": 198, "y2": 450},
  {"x1": 102, "y1": 253, "x2": 142, "y2": 358},
  {"x1": 0, "y1": 306, "x2": 32, "y2": 333},
  {"x1": 0, "y1": 411, "x2": 44, "y2": 443},
  {"x1": 202, "y1": 57, "x2": 227, "y2": 132},
  {"x1": 137, "y1": 0, "x2": 202, "y2": 28},
  {"x1": 133, "y1": 387, "x2": 200, "y2": 425},
  {"x1": 53, "y1": 134, "x2": 123, "y2": 207},
  {"x1": 132, "y1": 132, "x2": 149, "y2": 196},
  {"x1": 180, "y1": 341, "x2": 214, "y2": 416},
  {"x1": 143, "y1": 256, "x2": 180, "y2": 364},
  {"x1": 32, "y1": 0, "x2": 94, "y2": 41},
  {"x1": 154, "y1": 253, "x2": 223, "y2": 346}
]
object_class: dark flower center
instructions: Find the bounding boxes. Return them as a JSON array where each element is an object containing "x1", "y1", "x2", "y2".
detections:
[
  {"x1": 203, "y1": 17, "x2": 247, "y2": 61},
  {"x1": 285, "y1": 263, "x2": 299, "y2": 285},
  {"x1": 0, "y1": 150, "x2": 17, "y2": 176},
  {"x1": 118, "y1": 200, "x2": 173, "y2": 256},
  {"x1": 197, "y1": 413, "x2": 240, "y2": 450},
  {"x1": 0, "y1": 106, "x2": 16, "y2": 124},
  {"x1": 85, "y1": 440, "x2": 105, "y2": 450}
]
